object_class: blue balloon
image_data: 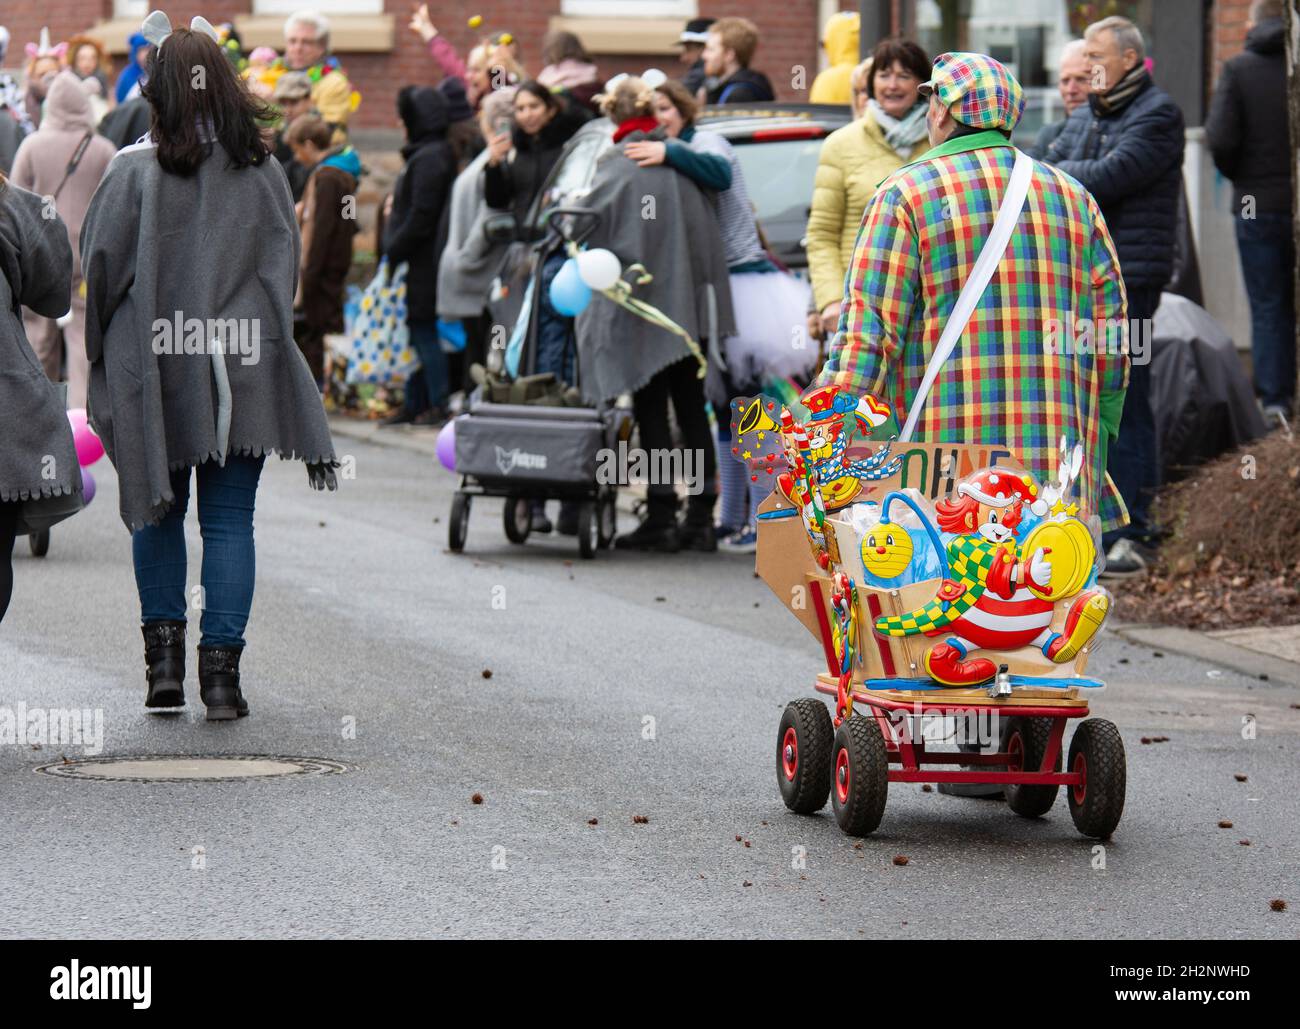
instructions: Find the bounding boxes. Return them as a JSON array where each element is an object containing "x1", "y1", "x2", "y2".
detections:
[{"x1": 549, "y1": 257, "x2": 592, "y2": 316}]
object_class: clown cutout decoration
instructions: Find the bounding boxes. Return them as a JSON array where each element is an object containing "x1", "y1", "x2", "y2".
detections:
[{"x1": 873, "y1": 467, "x2": 1110, "y2": 686}]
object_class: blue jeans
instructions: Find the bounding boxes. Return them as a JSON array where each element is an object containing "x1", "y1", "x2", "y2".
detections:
[
  {"x1": 1104, "y1": 285, "x2": 1161, "y2": 549},
  {"x1": 535, "y1": 251, "x2": 575, "y2": 385},
  {"x1": 404, "y1": 319, "x2": 449, "y2": 415},
  {"x1": 1235, "y1": 212, "x2": 1296, "y2": 411},
  {"x1": 132, "y1": 455, "x2": 265, "y2": 648}
]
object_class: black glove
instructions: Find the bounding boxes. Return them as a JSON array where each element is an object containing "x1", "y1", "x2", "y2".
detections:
[{"x1": 307, "y1": 459, "x2": 340, "y2": 491}]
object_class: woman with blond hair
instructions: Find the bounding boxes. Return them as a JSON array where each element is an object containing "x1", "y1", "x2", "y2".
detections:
[
  {"x1": 579, "y1": 77, "x2": 734, "y2": 551},
  {"x1": 631, "y1": 78, "x2": 813, "y2": 551},
  {"x1": 409, "y1": 5, "x2": 525, "y2": 113}
]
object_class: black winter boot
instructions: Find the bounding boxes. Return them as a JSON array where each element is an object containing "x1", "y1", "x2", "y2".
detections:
[
  {"x1": 198, "y1": 646, "x2": 249, "y2": 721},
  {"x1": 615, "y1": 496, "x2": 680, "y2": 552},
  {"x1": 679, "y1": 493, "x2": 718, "y2": 552},
  {"x1": 142, "y1": 621, "x2": 187, "y2": 708}
]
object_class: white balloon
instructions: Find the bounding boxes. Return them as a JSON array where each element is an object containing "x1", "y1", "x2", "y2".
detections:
[
  {"x1": 576, "y1": 248, "x2": 622, "y2": 291},
  {"x1": 641, "y1": 68, "x2": 667, "y2": 88}
]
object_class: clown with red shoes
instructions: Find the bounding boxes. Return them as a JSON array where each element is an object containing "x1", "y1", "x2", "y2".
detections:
[
  {"x1": 876, "y1": 469, "x2": 1110, "y2": 687},
  {"x1": 925, "y1": 590, "x2": 1110, "y2": 686}
]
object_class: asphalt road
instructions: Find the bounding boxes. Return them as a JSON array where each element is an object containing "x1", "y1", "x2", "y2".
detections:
[{"x1": 1, "y1": 432, "x2": 1296, "y2": 939}]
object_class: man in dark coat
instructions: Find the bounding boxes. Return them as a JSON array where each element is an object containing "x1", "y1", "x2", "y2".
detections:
[
  {"x1": 1042, "y1": 15, "x2": 1184, "y2": 578},
  {"x1": 1206, "y1": 0, "x2": 1294, "y2": 427},
  {"x1": 271, "y1": 72, "x2": 314, "y2": 202},
  {"x1": 701, "y1": 17, "x2": 775, "y2": 105},
  {"x1": 382, "y1": 86, "x2": 456, "y2": 425},
  {"x1": 1028, "y1": 39, "x2": 1090, "y2": 160}
]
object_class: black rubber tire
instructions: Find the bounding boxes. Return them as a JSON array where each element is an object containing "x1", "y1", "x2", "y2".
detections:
[
  {"x1": 577, "y1": 501, "x2": 597, "y2": 560},
  {"x1": 1067, "y1": 718, "x2": 1127, "y2": 839},
  {"x1": 503, "y1": 497, "x2": 531, "y2": 544},
  {"x1": 776, "y1": 698, "x2": 834, "y2": 814},
  {"x1": 449, "y1": 492, "x2": 470, "y2": 553},
  {"x1": 596, "y1": 491, "x2": 617, "y2": 549},
  {"x1": 28, "y1": 529, "x2": 50, "y2": 558},
  {"x1": 1003, "y1": 716, "x2": 1061, "y2": 818},
  {"x1": 830, "y1": 715, "x2": 889, "y2": 837}
]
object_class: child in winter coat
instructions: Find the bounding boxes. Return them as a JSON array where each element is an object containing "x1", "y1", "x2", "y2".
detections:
[{"x1": 286, "y1": 114, "x2": 361, "y2": 386}]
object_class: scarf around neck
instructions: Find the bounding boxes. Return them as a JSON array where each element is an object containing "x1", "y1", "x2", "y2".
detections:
[
  {"x1": 1092, "y1": 64, "x2": 1148, "y2": 116},
  {"x1": 868, "y1": 98, "x2": 928, "y2": 156},
  {"x1": 613, "y1": 115, "x2": 659, "y2": 143}
]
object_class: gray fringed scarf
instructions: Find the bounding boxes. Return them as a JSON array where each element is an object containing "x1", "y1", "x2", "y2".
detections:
[
  {"x1": 81, "y1": 142, "x2": 337, "y2": 531},
  {"x1": 0, "y1": 181, "x2": 84, "y2": 533},
  {"x1": 868, "y1": 98, "x2": 930, "y2": 157}
]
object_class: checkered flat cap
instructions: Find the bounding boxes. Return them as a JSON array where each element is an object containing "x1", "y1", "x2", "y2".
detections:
[{"x1": 918, "y1": 52, "x2": 1025, "y2": 132}]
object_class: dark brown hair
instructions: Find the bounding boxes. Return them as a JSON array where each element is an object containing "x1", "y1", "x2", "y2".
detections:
[
  {"x1": 515, "y1": 80, "x2": 562, "y2": 116},
  {"x1": 284, "y1": 113, "x2": 333, "y2": 150},
  {"x1": 867, "y1": 38, "x2": 930, "y2": 99},
  {"x1": 653, "y1": 80, "x2": 698, "y2": 129},
  {"x1": 142, "y1": 28, "x2": 275, "y2": 177}
]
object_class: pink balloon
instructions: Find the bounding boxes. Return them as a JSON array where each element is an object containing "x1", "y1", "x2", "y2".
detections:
[
  {"x1": 435, "y1": 418, "x2": 456, "y2": 472},
  {"x1": 81, "y1": 468, "x2": 96, "y2": 506},
  {"x1": 73, "y1": 424, "x2": 104, "y2": 467}
]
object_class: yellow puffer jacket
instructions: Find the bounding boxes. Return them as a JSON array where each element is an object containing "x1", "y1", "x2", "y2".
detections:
[
  {"x1": 805, "y1": 109, "x2": 929, "y2": 313},
  {"x1": 809, "y1": 11, "x2": 859, "y2": 106}
]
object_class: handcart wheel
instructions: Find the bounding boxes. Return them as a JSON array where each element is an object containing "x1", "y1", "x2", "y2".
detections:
[
  {"x1": 830, "y1": 715, "x2": 888, "y2": 837},
  {"x1": 596, "y1": 491, "x2": 617, "y2": 549},
  {"x1": 449, "y1": 492, "x2": 471, "y2": 553},
  {"x1": 503, "y1": 496, "x2": 531, "y2": 545},
  {"x1": 1067, "y1": 718, "x2": 1126, "y2": 839},
  {"x1": 28, "y1": 530, "x2": 50, "y2": 558},
  {"x1": 577, "y1": 501, "x2": 598, "y2": 560},
  {"x1": 1003, "y1": 716, "x2": 1061, "y2": 818},
  {"x1": 776, "y1": 698, "x2": 833, "y2": 814}
]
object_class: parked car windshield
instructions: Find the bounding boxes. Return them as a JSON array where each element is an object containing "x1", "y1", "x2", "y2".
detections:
[{"x1": 727, "y1": 137, "x2": 825, "y2": 233}]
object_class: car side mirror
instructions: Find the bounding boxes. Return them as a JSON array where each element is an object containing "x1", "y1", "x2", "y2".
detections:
[{"x1": 483, "y1": 213, "x2": 519, "y2": 245}]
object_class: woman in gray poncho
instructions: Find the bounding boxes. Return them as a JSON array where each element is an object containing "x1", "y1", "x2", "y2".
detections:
[
  {"x1": 0, "y1": 173, "x2": 84, "y2": 626},
  {"x1": 81, "y1": 14, "x2": 337, "y2": 720}
]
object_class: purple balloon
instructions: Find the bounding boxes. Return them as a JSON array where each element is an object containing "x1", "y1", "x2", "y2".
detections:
[
  {"x1": 81, "y1": 468, "x2": 96, "y2": 506},
  {"x1": 436, "y1": 418, "x2": 456, "y2": 472}
]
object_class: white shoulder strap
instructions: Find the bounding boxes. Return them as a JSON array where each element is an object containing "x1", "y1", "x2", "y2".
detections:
[{"x1": 899, "y1": 148, "x2": 1035, "y2": 442}]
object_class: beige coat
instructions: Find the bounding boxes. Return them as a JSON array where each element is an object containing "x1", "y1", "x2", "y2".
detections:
[{"x1": 805, "y1": 109, "x2": 929, "y2": 312}]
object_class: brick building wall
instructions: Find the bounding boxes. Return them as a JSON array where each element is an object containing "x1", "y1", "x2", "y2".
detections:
[
  {"x1": 2, "y1": 1, "x2": 116, "y2": 64},
  {"x1": 2, "y1": 1, "x2": 833, "y2": 133},
  {"x1": 1213, "y1": 0, "x2": 1255, "y2": 77}
]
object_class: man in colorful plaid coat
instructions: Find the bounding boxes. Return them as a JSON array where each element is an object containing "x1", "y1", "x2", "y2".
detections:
[{"x1": 811, "y1": 52, "x2": 1130, "y2": 534}]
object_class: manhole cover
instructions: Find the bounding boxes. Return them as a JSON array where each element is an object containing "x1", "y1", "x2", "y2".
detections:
[{"x1": 34, "y1": 755, "x2": 353, "y2": 783}]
